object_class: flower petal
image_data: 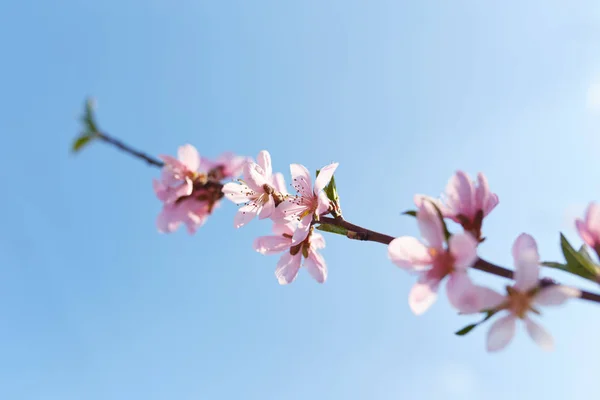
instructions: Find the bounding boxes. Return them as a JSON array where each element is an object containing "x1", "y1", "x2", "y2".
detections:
[
  {"x1": 417, "y1": 200, "x2": 444, "y2": 250},
  {"x1": 476, "y1": 173, "x2": 498, "y2": 216},
  {"x1": 445, "y1": 171, "x2": 475, "y2": 217},
  {"x1": 310, "y1": 232, "x2": 326, "y2": 250},
  {"x1": 408, "y1": 276, "x2": 440, "y2": 315},
  {"x1": 512, "y1": 233, "x2": 540, "y2": 291},
  {"x1": 447, "y1": 273, "x2": 505, "y2": 314},
  {"x1": 253, "y1": 235, "x2": 292, "y2": 255},
  {"x1": 258, "y1": 196, "x2": 275, "y2": 220},
  {"x1": 524, "y1": 317, "x2": 554, "y2": 351},
  {"x1": 222, "y1": 182, "x2": 256, "y2": 204},
  {"x1": 314, "y1": 162, "x2": 339, "y2": 193},
  {"x1": 272, "y1": 172, "x2": 287, "y2": 195},
  {"x1": 316, "y1": 191, "x2": 331, "y2": 216},
  {"x1": 291, "y1": 215, "x2": 313, "y2": 245},
  {"x1": 256, "y1": 150, "x2": 272, "y2": 179},
  {"x1": 233, "y1": 203, "x2": 260, "y2": 228},
  {"x1": 290, "y1": 164, "x2": 313, "y2": 198},
  {"x1": 387, "y1": 237, "x2": 433, "y2": 271},
  {"x1": 272, "y1": 221, "x2": 295, "y2": 236},
  {"x1": 534, "y1": 285, "x2": 581, "y2": 306},
  {"x1": 304, "y1": 250, "x2": 328, "y2": 283},
  {"x1": 243, "y1": 162, "x2": 270, "y2": 192},
  {"x1": 177, "y1": 144, "x2": 201, "y2": 172},
  {"x1": 156, "y1": 206, "x2": 181, "y2": 233},
  {"x1": 486, "y1": 314, "x2": 516, "y2": 352},
  {"x1": 275, "y1": 253, "x2": 302, "y2": 285},
  {"x1": 449, "y1": 233, "x2": 478, "y2": 270}
]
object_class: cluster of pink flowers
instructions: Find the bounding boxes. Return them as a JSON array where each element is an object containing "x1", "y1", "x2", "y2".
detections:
[
  {"x1": 389, "y1": 172, "x2": 581, "y2": 352},
  {"x1": 153, "y1": 146, "x2": 589, "y2": 353}
]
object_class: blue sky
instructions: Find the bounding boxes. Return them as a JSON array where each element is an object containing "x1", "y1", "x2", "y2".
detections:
[{"x1": 1, "y1": 1, "x2": 600, "y2": 399}]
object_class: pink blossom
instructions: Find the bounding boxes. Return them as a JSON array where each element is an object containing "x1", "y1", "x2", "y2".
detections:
[
  {"x1": 222, "y1": 150, "x2": 286, "y2": 228},
  {"x1": 415, "y1": 171, "x2": 498, "y2": 240},
  {"x1": 277, "y1": 162, "x2": 339, "y2": 245},
  {"x1": 200, "y1": 152, "x2": 249, "y2": 180},
  {"x1": 156, "y1": 198, "x2": 215, "y2": 234},
  {"x1": 460, "y1": 234, "x2": 581, "y2": 352},
  {"x1": 153, "y1": 144, "x2": 202, "y2": 204},
  {"x1": 388, "y1": 200, "x2": 479, "y2": 315},
  {"x1": 253, "y1": 222, "x2": 327, "y2": 284},
  {"x1": 576, "y1": 202, "x2": 600, "y2": 253}
]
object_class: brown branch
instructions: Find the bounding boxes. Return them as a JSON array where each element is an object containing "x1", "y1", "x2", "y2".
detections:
[
  {"x1": 97, "y1": 132, "x2": 164, "y2": 168},
  {"x1": 318, "y1": 215, "x2": 600, "y2": 305}
]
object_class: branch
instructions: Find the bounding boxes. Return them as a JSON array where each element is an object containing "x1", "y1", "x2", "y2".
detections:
[
  {"x1": 319, "y1": 215, "x2": 600, "y2": 305},
  {"x1": 97, "y1": 132, "x2": 164, "y2": 168}
]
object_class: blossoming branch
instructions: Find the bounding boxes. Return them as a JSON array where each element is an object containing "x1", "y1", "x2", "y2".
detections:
[{"x1": 72, "y1": 99, "x2": 600, "y2": 353}]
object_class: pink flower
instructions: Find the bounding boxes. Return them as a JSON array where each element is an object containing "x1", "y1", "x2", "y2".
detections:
[
  {"x1": 461, "y1": 234, "x2": 581, "y2": 352},
  {"x1": 576, "y1": 202, "x2": 600, "y2": 253},
  {"x1": 388, "y1": 200, "x2": 479, "y2": 315},
  {"x1": 222, "y1": 150, "x2": 286, "y2": 228},
  {"x1": 156, "y1": 198, "x2": 215, "y2": 234},
  {"x1": 153, "y1": 144, "x2": 202, "y2": 204},
  {"x1": 415, "y1": 171, "x2": 498, "y2": 240},
  {"x1": 277, "y1": 162, "x2": 339, "y2": 245},
  {"x1": 253, "y1": 222, "x2": 327, "y2": 284},
  {"x1": 200, "y1": 152, "x2": 249, "y2": 180}
]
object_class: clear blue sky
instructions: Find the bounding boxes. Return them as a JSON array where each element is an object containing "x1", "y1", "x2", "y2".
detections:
[{"x1": 1, "y1": 1, "x2": 600, "y2": 399}]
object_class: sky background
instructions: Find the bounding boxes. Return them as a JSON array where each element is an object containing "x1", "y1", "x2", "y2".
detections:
[{"x1": 1, "y1": 1, "x2": 600, "y2": 399}]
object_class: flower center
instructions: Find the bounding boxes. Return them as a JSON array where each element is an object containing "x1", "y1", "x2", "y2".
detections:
[
  {"x1": 506, "y1": 287, "x2": 532, "y2": 318},
  {"x1": 427, "y1": 248, "x2": 455, "y2": 280}
]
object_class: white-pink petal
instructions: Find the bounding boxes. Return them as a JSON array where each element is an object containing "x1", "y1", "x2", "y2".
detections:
[
  {"x1": 310, "y1": 232, "x2": 326, "y2": 250},
  {"x1": 272, "y1": 172, "x2": 287, "y2": 195},
  {"x1": 512, "y1": 233, "x2": 540, "y2": 291},
  {"x1": 243, "y1": 162, "x2": 270, "y2": 192},
  {"x1": 314, "y1": 162, "x2": 339, "y2": 193},
  {"x1": 304, "y1": 251, "x2": 328, "y2": 283},
  {"x1": 253, "y1": 235, "x2": 291, "y2": 255},
  {"x1": 256, "y1": 150, "x2": 272, "y2": 178},
  {"x1": 275, "y1": 253, "x2": 302, "y2": 285},
  {"x1": 445, "y1": 171, "x2": 475, "y2": 217},
  {"x1": 486, "y1": 314, "x2": 516, "y2": 352},
  {"x1": 291, "y1": 215, "x2": 313, "y2": 245},
  {"x1": 177, "y1": 144, "x2": 201, "y2": 172},
  {"x1": 416, "y1": 201, "x2": 445, "y2": 250},
  {"x1": 387, "y1": 236, "x2": 434, "y2": 271},
  {"x1": 316, "y1": 191, "x2": 331, "y2": 216},
  {"x1": 258, "y1": 196, "x2": 275, "y2": 220},
  {"x1": 408, "y1": 277, "x2": 440, "y2": 315},
  {"x1": 524, "y1": 317, "x2": 554, "y2": 351},
  {"x1": 448, "y1": 233, "x2": 478, "y2": 270},
  {"x1": 534, "y1": 285, "x2": 581, "y2": 306},
  {"x1": 233, "y1": 204, "x2": 260, "y2": 228},
  {"x1": 222, "y1": 182, "x2": 255, "y2": 204},
  {"x1": 290, "y1": 164, "x2": 313, "y2": 197}
]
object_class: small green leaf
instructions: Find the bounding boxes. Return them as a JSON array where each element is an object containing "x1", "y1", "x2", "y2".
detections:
[
  {"x1": 455, "y1": 310, "x2": 496, "y2": 336},
  {"x1": 455, "y1": 324, "x2": 477, "y2": 336},
  {"x1": 559, "y1": 233, "x2": 599, "y2": 281},
  {"x1": 541, "y1": 261, "x2": 568, "y2": 270},
  {"x1": 80, "y1": 97, "x2": 99, "y2": 134},
  {"x1": 316, "y1": 223, "x2": 348, "y2": 236},
  {"x1": 72, "y1": 134, "x2": 95, "y2": 153},
  {"x1": 402, "y1": 210, "x2": 417, "y2": 217}
]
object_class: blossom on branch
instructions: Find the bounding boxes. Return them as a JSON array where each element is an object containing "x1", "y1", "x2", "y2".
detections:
[
  {"x1": 461, "y1": 233, "x2": 581, "y2": 352},
  {"x1": 415, "y1": 171, "x2": 498, "y2": 241},
  {"x1": 222, "y1": 150, "x2": 287, "y2": 228},
  {"x1": 253, "y1": 222, "x2": 328, "y2": 284},
  {"x1": 388, "y1": 200, "x2": 479, "y2": 315},
  {"x1": 576, "y1": 202, "x2": 600, "y2": 255},
  {"x1": 277, "y1": 162, "x2": 339, "y2": 245}
]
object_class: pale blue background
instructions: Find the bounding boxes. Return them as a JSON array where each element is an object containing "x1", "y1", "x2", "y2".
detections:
[{"x1": 1, "y1": 1, "x2": 600, "y2": 399}]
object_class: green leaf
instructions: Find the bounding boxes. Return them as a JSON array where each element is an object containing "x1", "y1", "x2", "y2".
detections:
[
  {"x1": 402, "y1": 210, "x2": 417, "y2": 217},
  {"x1": 80, "y1": 97, "x2": 99, "y2": 134},
  {"x1": 71, "y1": 134, "x2": 95, "y2": 153},
  {"x1": 454, "y1": 310, "x2": 496, "y2": 336},
  {"x1": 316, "y1": 223, "x2": 349, "y2": 236},
  {"x1": 455, "y1": 324, "x2": 477, "y2": 336},
  {"x1": 559, "y1": 233, "x2": 599, "y2": 281}
]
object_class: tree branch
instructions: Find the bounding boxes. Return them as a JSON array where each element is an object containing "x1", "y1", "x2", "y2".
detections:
[
  {"x1": 318, "y1": 215, "x2": 600, "y2": 305},
  {"x1": 97, "y1": 132, "x2": 164, "y2": 168}
]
